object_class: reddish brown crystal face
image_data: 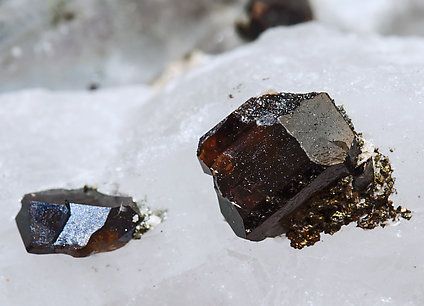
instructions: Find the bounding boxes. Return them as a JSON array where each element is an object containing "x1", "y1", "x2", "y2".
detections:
[
  {"x1": 15, "y1": 187, "x2": 142, "y2": 257},
  {"x1": 198, "y1": 92, "x2": 359, "y2": 241}
]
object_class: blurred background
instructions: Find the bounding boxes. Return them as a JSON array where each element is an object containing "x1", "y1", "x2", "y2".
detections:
[{"x1": 1, "y1": 0, "x2": 424, "y2": 93}]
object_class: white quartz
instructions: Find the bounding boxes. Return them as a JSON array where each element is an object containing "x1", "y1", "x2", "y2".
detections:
[
  {"x1": 0, "y1": 23, "x2": 423, "y2": 305},
  {"x1": 0, "y1": 0, "x2": 245, "y2": 92},
  {"x1": 3, "y1": 0, "x2": 424, "y2": 93}
]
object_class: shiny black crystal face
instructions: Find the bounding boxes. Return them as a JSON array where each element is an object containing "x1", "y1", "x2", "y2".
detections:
[{"x1": 16, "y1": 187, "x2": 142, "y2": 257}]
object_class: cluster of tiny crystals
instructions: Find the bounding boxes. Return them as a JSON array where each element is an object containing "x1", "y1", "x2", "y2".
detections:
[
  {"x1": 285, "y1": 135, "x2": 412, "y2": 249},
  {"x1": 132, "y1": 201, "x2": 164, "y2": 239}
]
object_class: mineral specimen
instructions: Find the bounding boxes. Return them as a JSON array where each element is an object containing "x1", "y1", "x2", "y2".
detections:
[
  {"x1": 197, "y1": 92, "x2": 411, "y2": 248},
  {"x1": 237, "y1": 0, "x2": 313, "y2": 40},
  {"x1": 15, "y1": 186, "x2": 150, "y2": 257}
]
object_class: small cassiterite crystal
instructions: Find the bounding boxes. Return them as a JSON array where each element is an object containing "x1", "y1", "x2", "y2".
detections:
[
  {"x1": 16, "y1": 187, "x2": 147, "y2": 257},
  {"x1": 197, "y1": 92, "x2": 411, "y2": 248},
  {"x1": 237, "y1": 0, "x2": 314, "y2": 40}
]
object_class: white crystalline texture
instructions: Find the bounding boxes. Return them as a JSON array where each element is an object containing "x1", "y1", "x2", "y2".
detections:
[
  {"x1": 357, "y1": 138, "x2": 378, "y2": 166},
  {"x1": 0, "y1": 6, "x2": 424, "y2": 306}
]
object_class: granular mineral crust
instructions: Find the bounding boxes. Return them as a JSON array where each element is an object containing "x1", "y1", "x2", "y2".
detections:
[
  {"x1": 16, "y1": 187, "x2": 147, "y2": 257},
  {"x1": 284, "y1": 145, "x2": 412, "y2": 249},
  {"x1": 197, "y1": 92, "x2": 411, "y2": 248}
]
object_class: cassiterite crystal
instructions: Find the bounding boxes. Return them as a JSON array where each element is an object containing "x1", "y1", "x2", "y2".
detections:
[
  {"x1": 197, "y1": 92, "x2": 411, "y2": 247},
  {"x1": 237, "y1": 0, "x2": 314, "y2": 40},
  {"x1": 16, "y1": 187, "x2": 145, "y2": 257}
]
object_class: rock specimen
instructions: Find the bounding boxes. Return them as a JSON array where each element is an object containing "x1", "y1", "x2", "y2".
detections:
[
  {"x1": 15, "y1": 186, "x2": 150, "y2": 257},
  {"x1": 237, "y1": 0, "x2": 313, "y2": 40},
  {"x1": 197, "y1": 92, "x2": 411, "y2": 248}
]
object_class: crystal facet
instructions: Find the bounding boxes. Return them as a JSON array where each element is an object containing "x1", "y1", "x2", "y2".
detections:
[
  {"x1": 16, "y1": 187, "x2": 143, "y2": 257},
  {"x1": 197, "y1": 92, "x2": 410, "y2": 247}
]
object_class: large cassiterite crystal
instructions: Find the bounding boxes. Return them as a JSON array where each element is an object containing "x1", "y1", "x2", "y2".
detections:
[
  {"x1": 198, "y1": 92, "x2": 410, "y2": 246},
  {"x1": 198, "y1": 92, "x2": 358, "y2": 241},
  {"x1": 16, "y1": 187, "x2": 144, "y2": 257}
]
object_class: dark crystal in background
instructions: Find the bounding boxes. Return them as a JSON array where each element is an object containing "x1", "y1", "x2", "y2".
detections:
[{"x1": 237, "y1": 0, "x2": 314, "y2": 40}]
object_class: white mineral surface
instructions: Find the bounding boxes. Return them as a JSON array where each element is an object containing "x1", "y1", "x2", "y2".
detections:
[
  {"x1": 311, "y1": 0, "x2": 424, "y2": 35},
  {"x1": 1, "y1": 22, "x2": 424, "y2": 305},
  {"x1": 0, "y1": 0, "x2": 245, "y2": 92},
  {"x1": 3, "y1": 0, "x2": 424, "y2": 93}
]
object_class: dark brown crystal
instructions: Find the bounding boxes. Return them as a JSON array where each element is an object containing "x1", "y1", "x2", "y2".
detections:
[
  {"x1": 15, "y1": 187, "x2": 143, "y2": 257},
  {"x1": 237, "y1": 0, "x2": 314, "y2": 40},
  {"x1": 198, "y1": 92, "x2": 411, "y2": 247},
  {"x1": 198, "y1": 92, "x2": 360, "y2": 241}
]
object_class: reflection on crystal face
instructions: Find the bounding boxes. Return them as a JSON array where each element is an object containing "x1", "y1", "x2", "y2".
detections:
[{"x1": 54, "y1": 203, "x2": 111, "y2": 248}]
